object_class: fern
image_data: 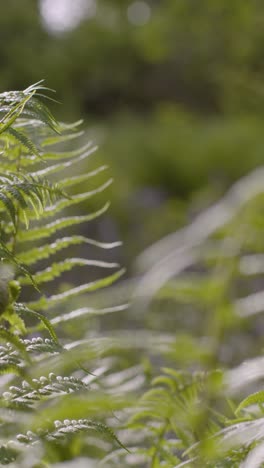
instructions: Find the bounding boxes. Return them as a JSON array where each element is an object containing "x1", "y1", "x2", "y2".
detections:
[
  {"x1": 1, "y1": 81, "x2": 264, "y2": 468},
  {"x1": 105, "y1": 168, "x2": 264, "y2": 467},
  {"x1": 0, "y1": 82, "x2": 127, "y2": 466}
]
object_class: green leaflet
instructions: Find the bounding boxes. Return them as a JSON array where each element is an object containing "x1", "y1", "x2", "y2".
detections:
[
  {"x1": 6, "y1": 127, "x2": 40, "y2": 157},
  {"x1": 236, "y1": 391, "x2": 264, "y2": 415},
  {"x1": 19, "y1": 258, "x2": 120, "y2": 286},
  {"x1": 3, "y1": 373, "x2": 90, "y2": 409},
  {"x1": 61, "y1": 165, "x2": 108, "y2": 188},
  {"x1": 17, "y1": 417, "x2": 128, "y2": 453},
  {"x1": 14, "y1": 303, "x2": 59, "y2": 345},
  {"x1": 17, "y1": 203, "x2": 110, "y2": 242},
  {"x1": 0, "y1": 173, "x2": 68, "y2": 227},
  {"x1": 22, "y1": 337, "x2": 61, "y2": 354},
  {"x1": 17, "y1": 235, "x2": 121, "y2": 266},
  {"x1": 41, "y1": 129, "x2": 84, "y2": 147},
  {"x1": 0, "y1": 327, "x2": 29, "y2": 361},
  {"x1": 31, "y1": 143, "x2": 97, "y2": 178},
  {"x1": 27, "y1": 268, "x2": 126, "y2": 311},
  {"x1": 0, "y1": 239, "x2": 37, "y2": 288},
  {"x1": 50, "y1": 304, "x2": 129, "y2": 326},
  {"x1": 41, "y1": 141, "x2": 94, "y2": 161},
  {"x1": 30, "y1": 179, "x2": 113, "y2": 220}
]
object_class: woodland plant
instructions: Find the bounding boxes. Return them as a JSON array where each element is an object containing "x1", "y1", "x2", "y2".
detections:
[
  {"x1": 1, "y1": 82, "x2": 264, "y2": 468},
  {"x1": 0, "y1": 82, "x2": 129, "y2": 467}
]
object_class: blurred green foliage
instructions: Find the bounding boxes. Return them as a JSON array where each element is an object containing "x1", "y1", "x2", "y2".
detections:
[
  {"x1": 1, "y1": 2, "x2": 264, "y2": 462},
  {"x1": 1, "y1": 0, "x2": 264, "y2": 259}
]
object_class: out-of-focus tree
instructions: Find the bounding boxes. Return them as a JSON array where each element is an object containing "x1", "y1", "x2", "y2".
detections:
[{"x1": 2, "y1": 0, "x2": 264, "y2": 116}]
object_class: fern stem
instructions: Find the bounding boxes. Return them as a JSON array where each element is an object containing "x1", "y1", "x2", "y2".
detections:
[
  {"x1": 150, "y1": 419, "x2": 169, "y2": 468},
  {"x1": 11, "y1": 149, "x2": 22, "y2": 254}
]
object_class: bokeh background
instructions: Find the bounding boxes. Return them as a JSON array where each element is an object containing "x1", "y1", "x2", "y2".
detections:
[{"x1": 2, "y1": 0, "x2": 264, "y2": 267}]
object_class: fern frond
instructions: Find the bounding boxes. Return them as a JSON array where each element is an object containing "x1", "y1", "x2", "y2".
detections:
[
  {"x1": 0, "y1": 342, "x2": 24, "y2": 368},
  {"x1": 31, "y1": 143, "x2": 97, "y2": 178},
  {"x1": 0, "y1": 91, "x2": 36, "y2": 134},
  {"x1": 22, "y1": 337, "x2": 61, "y2": 354},
  {"x1": 41, "y1": 130, "x2": 84, "y2": 147},
  {"x1": 3, "y1": 373, "x2": 90, "y2": 409},
  {"x1": 16, "y1": 418, "x2": 125, "y2": 451},
  {"x1": 41, "y1": 141, "x2": 95, "y2": 161},
  {"x1": 0, "y1": 82, "x2": 125, "y2": 466},
  {"x1": 19, "y1": 258, "x2": 119, "y2": 286},
  {"x1": 51, "y1": 304, "x2": 129, "y2": 326},
  {"x1": 14, "y1": 303, "x2": 59, "y2": 344},
  {"x1": 6, "y1": 127, "x2": 40, "y2": 157},
  {"x1": 35, "y1": 179, "x2": 112, "y2": 220},
  {"x1": 236, "y1": 391, "x2": 264, "y2": 416},
  {"x1": 18, "y1": 203, "x2": 110, "y2": 243},
  {"x1": 0, "y1": 173, "x2": 67, "y2": 226},
  {"x1": 17, "y1": 235, "x2": 121, "y2": 267},
  {"x1": 27, "y1": 269, "x2": 126, "y2": 311},
  {"x1": 0, "y1": 327, "x2": 29, "y2": 361},
  {"x1": 61, "y1": 165, "x2": 108, "y2": 189},
  {"x1": 0, "y1": 239, "x2": 37, "y2": 287},
  {"x1": 0, "y1": 82, "x2": 59, "y2": 133}
]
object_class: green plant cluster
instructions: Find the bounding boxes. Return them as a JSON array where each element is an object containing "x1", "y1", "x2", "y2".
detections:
[
  {"x1": 0, "y1": 84, "x2": 264, "y2": 468},
  {"x1": 0, "y1": 83, "x2": 128, "y2": 466}
]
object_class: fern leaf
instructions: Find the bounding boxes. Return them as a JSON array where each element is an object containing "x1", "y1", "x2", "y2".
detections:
[
  {"x1": 0, "y1": 342, "x2": 24, "y2": 368},
  {"x1": 14, "y1": 303, "x2": 60, "y2": 344},
  {"x1": 23, "y1": 337, "x2": 61, "y2": 354},
  {"x1": 17, "y1": 235, "x2": 121, "y2": 266},
  {"x1": 51, "y1": 304, "x2": 129, "y2": 326},
  {"x1": 0, "y1": 91, "x2": 35, "y2": 134},
  {"x1": 16, "y1": 418, "x2": 127, "y2": 452},
  {"x1": 19, "y1": 258, "x2": 120, "y2": 286},
  {"x1": 31, "y1": 144, "x2": 97, "y2": 178},
  {"x1": 41, "y1": 130, "x2": 84, "y2": 147},
  {"x1": 236, "y1": 391, "x2": 264, "y2": 415},
  {"x1": 27, "y1": 268, "x2": 126, "y2": 311},
  {"x1": 0, "y1": 173, "x2": 67, "y2": 226},
  {"x1": 18, "y1": 203, "x2": 110, "y2": 242},
  {"x1": 3, "y1": 373, "x2": 89, "y2": 409},
  {"x1": 0, "y1": 327, "x2": 29, "y2": 361},
  {"x1": 37, "y1": 179, "x2": 113, "y2": 220},
  {"x1": 61, "y1": 165, "x2": 108, "y2": 189},
  {"x1": 41, "y1": 141, "x2": 94, "y2": 161},
  {"x1": 0, "y1": 239, "x2": 37, "y2": 288},
  {"x1": 0, "y1": 191, "x2": 16, "y2": 225},
  {"x1": 6, "y1": 127, "x2": 39, "y2": 157}
]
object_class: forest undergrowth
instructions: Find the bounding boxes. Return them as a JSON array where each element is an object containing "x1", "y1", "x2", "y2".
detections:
[{"x1": 0, "y1": 83, "x2": 263, "y2": 467}]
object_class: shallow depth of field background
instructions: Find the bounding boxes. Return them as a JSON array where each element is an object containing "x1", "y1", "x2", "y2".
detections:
[
  {"x1": 2, "y1": 0, "x2": 264, "y2": 273},
  {"x1": 2, "y1": 5, "x2": 264, "y2": 466}
]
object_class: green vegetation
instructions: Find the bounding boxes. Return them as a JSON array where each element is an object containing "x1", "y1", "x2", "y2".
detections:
[
  {"x1": 0, "y1": 83, "x2": 127, "y2": 466},
  {"x1": 3, "y1": 0, "x2": 264, "y2": 263},
  {"x1": 0, "y1": 84, "x2": 263, "y2": 467},
  {"x1": 1, "y1": 1, "x2": 264, "y2": 466}
]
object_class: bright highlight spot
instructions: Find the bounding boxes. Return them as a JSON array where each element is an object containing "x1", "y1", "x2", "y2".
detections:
[
  {"x1": 40, "y1": 0, "x2": 96, "y2": 35},
  {"x1": 127, "y1": 1, "x2": 151, "y2": 26}
]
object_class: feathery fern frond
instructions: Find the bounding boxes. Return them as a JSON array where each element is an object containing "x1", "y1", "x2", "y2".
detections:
[
  {"x1": 0, "y1": 173, "x2": 67, "y2": 227},
  {"x1": 17, "y1": 203, "x2": 110, "y2": 242},
  {"x1": 17, "y1": 235, "x2": 121, "y2": 267},
  {"x1": 0, "y1": 81, "x2": 125, "y2": 466}
]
